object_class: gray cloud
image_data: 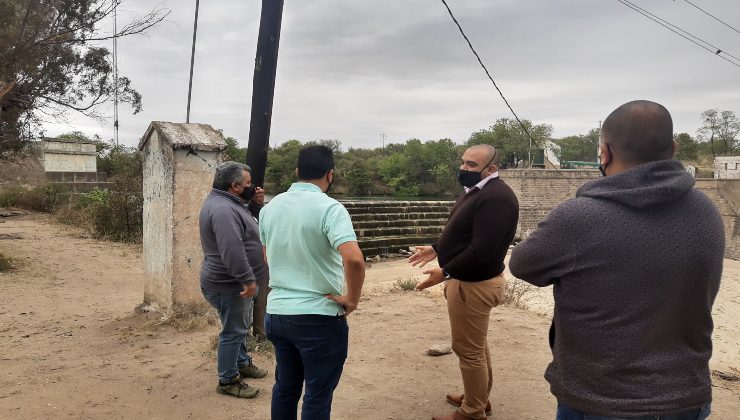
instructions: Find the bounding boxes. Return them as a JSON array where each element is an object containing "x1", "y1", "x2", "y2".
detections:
[{"x1": 45, "y1": 0, "x2": 740, "y2": 149}]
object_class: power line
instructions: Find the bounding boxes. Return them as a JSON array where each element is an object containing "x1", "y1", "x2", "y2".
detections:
[
  {"x1": 681, "y1": 0, "x2": 740, "y2": 37},
  {"x1": 438, "y1": 0, "x2": 573, "y2": 182},
  {"x1": 622, "y1": 0, "x2": 740, "y2": 62},
  {"x1": 616, "y1": 0, "x2": 740, "y2": 69}
]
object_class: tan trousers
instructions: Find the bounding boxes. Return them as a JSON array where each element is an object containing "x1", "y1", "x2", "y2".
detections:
[{"x1": 444, "y1": 275, "x2": 506, "y2": 419}]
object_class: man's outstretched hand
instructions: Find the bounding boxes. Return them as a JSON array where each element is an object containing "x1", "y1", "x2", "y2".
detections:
[{"x1": 408, "y1": 245, "x2": 437, "y2": 267}]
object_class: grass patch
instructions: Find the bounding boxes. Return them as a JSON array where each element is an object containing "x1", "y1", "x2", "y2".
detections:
[
  {"x1": 0, "y1": 184, "x2": 69, "y2": 212},
  {"x1": 394, "y1": 276, "x2": 419, "y2": 291},
  {"x1": 0, "y1": 253, "x2": 16, "y2": 272}
]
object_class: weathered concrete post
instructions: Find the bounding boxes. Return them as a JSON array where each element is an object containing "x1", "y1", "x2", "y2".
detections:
[{"x1": 139, "y1": 122, "x2": 226, "y2": 314}]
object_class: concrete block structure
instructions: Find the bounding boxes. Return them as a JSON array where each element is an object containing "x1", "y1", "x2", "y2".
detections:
[
  {"x1": 139, "y1": 122, "x2": 226, "y2": 312},
  {"x1": 714, "y1": 156, "x2": 740, "y2": 179},
  {"x1": 42, "y1": 137, "x2": 97, "y2": 172}
]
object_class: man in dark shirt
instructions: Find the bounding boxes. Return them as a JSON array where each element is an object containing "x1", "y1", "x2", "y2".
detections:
[
  {"x1": 509, "y1": 101, "x2": 722, "y2": 419},
  {"x1": 410, "y1": 144, "x2": 519, "y2": 420},
  {"x1": 199, "y1": 161, "x2": 269, "y2": 398}
]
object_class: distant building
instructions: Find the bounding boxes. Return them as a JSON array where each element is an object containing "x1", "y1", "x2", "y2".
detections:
[
  {"x1": 685, "y1": 164, "x2": 697, "y2": 178},
  {"x1": 714, "y1": 156, "x2": 740, "y2": 179},
  {"x1": 41, "y1": 137, "x2": 97, "y2": 173},
  {"x1": 532, "y1": 139, "x2": 561, "y2": 169}
]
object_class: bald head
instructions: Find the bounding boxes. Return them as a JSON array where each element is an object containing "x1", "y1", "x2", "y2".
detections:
[
  {"x1": 467, "y1": 144, "x2": 500, "y2": 167},
  {"x1": 601, "y1": 100, "x2": 674, "y2": 165}
]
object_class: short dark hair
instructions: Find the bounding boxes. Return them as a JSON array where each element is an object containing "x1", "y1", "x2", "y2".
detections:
[
  {"x1": 602, "y1": 100, "x2": 674, "y2": 164},
  {"x1": 213, "y1": 161, "x2": 251, "y2": 191},
  {"x1": 297, "y1": 145, "x2": 334, "y2": 180}
]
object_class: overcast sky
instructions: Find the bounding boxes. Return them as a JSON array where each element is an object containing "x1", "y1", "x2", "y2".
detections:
[{"x1": 44, "y1": 0, "x2": 740, "y2": 150}]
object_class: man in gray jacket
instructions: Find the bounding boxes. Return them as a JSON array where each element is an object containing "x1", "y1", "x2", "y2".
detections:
[
  {"x1": 199, "y1": 161, "x2": 268, "y2": 398},
  {"x1": 510, "y1": 100, "x2": 723, "y2": 419}
]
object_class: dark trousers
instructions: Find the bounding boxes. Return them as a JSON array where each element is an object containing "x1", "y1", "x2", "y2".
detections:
[
  {"x1": 556, "y1": 402, "x2": 712, "y2": 420},
  {"x1": 265, "y1": 313, "x2": 349, "y2": 420}
]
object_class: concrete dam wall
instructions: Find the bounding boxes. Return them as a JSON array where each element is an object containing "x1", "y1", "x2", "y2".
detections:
[{"x1": 346, "y1": 169, "x2": 740, "y2": 260}]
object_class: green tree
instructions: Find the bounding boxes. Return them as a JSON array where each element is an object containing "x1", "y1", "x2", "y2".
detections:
[
  {"x1": 674, "y1": 132, "x2": 698, "y2": 162},
  {"x1": 0, "y1": 1, "x2": 168, "y2": 160},
  {"x1": 467, "y1": 118, "x2": 552, "y2": 168},
  {"x1": 698, "y1": 109, "x2": 740, "y2": 156},
  {"x1": 345, "y1": 161, "x2": 373, "y2": 196},
  {"x1": 223, "y1": 136, "x2": 246, "y2": 163},
  {"x1": 553, "y1": 129, "x2": 599, "y2": 162},
  {"x1": 265, "y1": 140, "x2": 302, "y2": 192}
]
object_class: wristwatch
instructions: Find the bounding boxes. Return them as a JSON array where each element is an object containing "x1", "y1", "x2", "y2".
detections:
[{"x1": 442, "y1": 269, "x2": 452, "y2": 280}]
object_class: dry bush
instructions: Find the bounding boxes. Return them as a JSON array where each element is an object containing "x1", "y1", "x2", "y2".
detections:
[
  {"x1": 501, "y1": 278, "x2": 534, "y2": 309},
  {"x1": 394, "y1": 276, "x2": 418, "y2": 291},
  {"x1": 0, "y1": 184, "x2": 69, "y2": 212},
  {"x1": 0, "y1": 253, "x2": 15, "y2": 272}
]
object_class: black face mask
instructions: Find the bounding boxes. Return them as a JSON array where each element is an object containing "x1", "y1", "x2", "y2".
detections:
[
  {"x1": 239, "y1": 185, "x2": 256, "y2": 201},
  {"x1": 458, "y1": 152, "x2": 497, "y2": 188}
]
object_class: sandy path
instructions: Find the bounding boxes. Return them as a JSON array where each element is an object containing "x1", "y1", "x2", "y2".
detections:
[{"x1": 0, "y1": 214, "x2": 738, "y2": 419}]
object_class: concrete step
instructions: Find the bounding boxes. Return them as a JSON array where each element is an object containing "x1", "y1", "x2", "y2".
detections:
[
  {"x1": 353, "y1": 218, "x2": 447, "y2": 229},
  {"x1": 344, "y1": 203, "x2": 453, "y2": 215},
  {"x1": 358, "y1": 234, "x2": 439, "y2": 257},
  {"x1": 351, "y1": 212, "x2": 450, "y2": 221},
  {"x1": 355, "y1": 225, "x2": 444, "y2": 239}
]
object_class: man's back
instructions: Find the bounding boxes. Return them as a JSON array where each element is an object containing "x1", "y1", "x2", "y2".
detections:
[
  {"x1": 510, "y1": 160, "x2": 724, "y2": 416},
  {"x1": 259, "y1": 182, "x2": 357, "y2": 316}
]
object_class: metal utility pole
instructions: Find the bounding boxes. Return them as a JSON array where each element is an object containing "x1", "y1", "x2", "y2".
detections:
[
  {"x1": 245, "y1": 0, "x2": 284, "y2": 188},
  {"x1": 246, "y1": 0, "x2": 284, "y2": 338},
  {"x1": 381, "y1": 132, "x2": 386, "y2": 151},
  {"x1": 186, "y1": 0, "x2": 200, "y2": 123}
]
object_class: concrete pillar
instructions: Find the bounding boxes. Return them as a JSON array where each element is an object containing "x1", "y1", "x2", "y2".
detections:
[{"x1": 138, "y1": 122, "x2": 226, "y2": 313}]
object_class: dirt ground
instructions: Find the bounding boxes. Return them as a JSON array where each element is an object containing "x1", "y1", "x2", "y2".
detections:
[{"x1": 0, "y1": 213, "x2": 738, "y2": 420}]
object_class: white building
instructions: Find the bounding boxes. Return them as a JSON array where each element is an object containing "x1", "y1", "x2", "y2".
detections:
[
  {"x1": 714, "y1": 156, "x2": 740, "y2": 179},
  {"x1": 41, "y1": 137, "x2": 97, "y2": 173}
]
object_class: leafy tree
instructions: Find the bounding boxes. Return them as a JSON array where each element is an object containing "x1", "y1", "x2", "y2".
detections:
[
  {"x1": 674, "y1": 132, "x2": 698, "y2": 162},
  {"x1": 345, "y1": 161, "x2": 372, "y2": 196},
  {"x1": 223, "y1": 136, "x2": 246, "y2": 163},
  {"x1": 553, "y1": 129, "x2": 599, "y2": 162},
  {"x1": 697, "y1": 109, "x2": 740, "y2": 157},
  {"x1": 265, "y1": 140, "x2": 301, "y2": 192},
  {"x1": 467, "y1": 118, "x2": 552, "y2": 168},
  {"x1": 0, "y1": 0, "x2": 168, "y2": 160}
]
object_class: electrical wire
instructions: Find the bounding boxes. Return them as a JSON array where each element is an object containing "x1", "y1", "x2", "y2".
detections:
[
  {"x1": 681, "y1": 0, "x2": 740, "y2": 37},
  {"x1": 438, "y1": 0, "x2": 578, "y2": 185},
  {"x1": 616, "y1": 0, "x2": 740, "y2": 69}
]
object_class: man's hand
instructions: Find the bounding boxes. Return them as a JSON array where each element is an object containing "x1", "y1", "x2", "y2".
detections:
[
  {"x1": 325, "y1": 294, "x2": 359, "y2": 316},
  {"x1": 250, "y1": 187, "x2": 265, "y2": 206},
  {"x1": 240, "y1": 282, "x2": 257, "y2": 298},
  {"x1": 416, "y1": 267, "x2": 445, "y2": 291},
  {"x1": 408, "y1": 245, "x2": 437, "y2": 267}
]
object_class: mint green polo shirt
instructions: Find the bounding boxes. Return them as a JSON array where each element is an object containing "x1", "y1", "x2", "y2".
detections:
[{"x1": 259, "y1": 182, "x2": 358, "y2": 316}]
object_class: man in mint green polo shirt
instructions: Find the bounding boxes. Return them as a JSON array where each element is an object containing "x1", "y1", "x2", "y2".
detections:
[{"x1": 259, "y1": 145, "x2": 365, "y2": 420}]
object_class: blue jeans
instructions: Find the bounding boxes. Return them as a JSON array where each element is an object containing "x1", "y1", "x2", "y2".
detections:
[
  {"x1": 201, "y1": 288, "x2": 254, "y2": 382},
  {"x1": 265, "y1": 313, "x2": 349, "y2": 420},
  {"x1": 556, "y1": 402, "x2": 712, "y2": 420}
]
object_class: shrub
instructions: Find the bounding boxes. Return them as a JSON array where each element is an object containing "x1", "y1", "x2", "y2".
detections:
[
  {"x1": 394, "y1": 276, "x2": 418, "y2": 291},
  {"x1": 501, "y1": 278, "x2": 534, "y2": 309},
  {"x1": 0, "y1": 253, "x2": 15, "y2": 272},
  {"x1": 0, "y1": 184, "x2": 69, "y2": 212},
  {"x1": 71, "y1": 187, "x2": 143, "y2": 242}
]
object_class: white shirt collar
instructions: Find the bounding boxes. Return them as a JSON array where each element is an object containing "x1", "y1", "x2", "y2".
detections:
[{"x1": 464, "y1": 171, "x2": 499, "y2": 194}]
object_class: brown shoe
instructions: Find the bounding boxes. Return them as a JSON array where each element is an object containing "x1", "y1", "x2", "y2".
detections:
[
  {"x1": 432, "y1": 411, "x2": 477, "y2": 420},
  {"x1": 445, "y1": 393, "x2": 492, "y2": 417}
]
